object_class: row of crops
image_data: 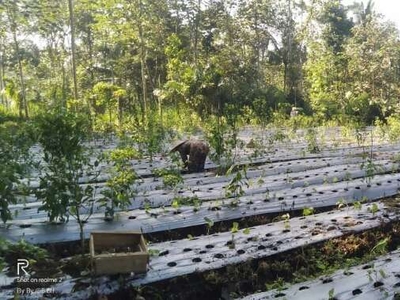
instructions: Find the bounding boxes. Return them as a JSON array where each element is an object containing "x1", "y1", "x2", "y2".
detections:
[{"x1": 1, "y1": 125, "x2": 400, "y2": 299}]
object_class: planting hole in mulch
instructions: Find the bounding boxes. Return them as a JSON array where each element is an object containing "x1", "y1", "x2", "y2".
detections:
[
  {"x1": 19, "y1": 224, "x2": 32, "y2": 228},
  {"x1": 352, "y1": 289, "x2": 362, "y2": 295},
  {"x1": 274, "y1": 292, "x2": 286, "y2": 298},
  {"x1": 344, "y1": 271, "x2": 354, "y2": 276},
  {"x1": 322, "y1": 278, "x2": 333, "y2": 284},
  {"x1": 362, "y1": 264, "x2": 372, "y2": 270}
]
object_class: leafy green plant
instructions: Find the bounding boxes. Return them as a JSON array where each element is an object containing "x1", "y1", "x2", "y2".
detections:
[
  {"x1": 231, "y1": 222, "x2": 239, "y2": 234},
  {"x1": 336, "y1": 198, "x2": 347, "y2": 210},
  {"x1": 148, "y1": 249, "x2": 160, "y2": 257},
  {"x1": 353, "y1": 201, "x2": 362, "y2": 210},
  {"x1": 205, "y1": 115, "x2": 228, "y2": 166},
  {"x1": 34, "y1": 111, "x2": 99, "y2": 253},
  {"x1": 0, "y1": 238, "x2": 49, "y2": 275},
  {"x1": 0, "y1": 121, "x2": 34, "y2": 223},
  {"x1": 361, "y1": 158, "x2": 380, "y2": 184},
  {"x1": 100, "y1": 148, "x2": 139, "y2": 220},
  {"x1": 243, "y1": 227, "x2": 251, "y2": 235},
  {"x1": 204, "y1": 217, "x2": 214, "y2": 235},
  {"x1": 305, "y1": 128, "x2": 320, "y2": 153},
  {"x1": 302, "y1": 207, "x2": 314, "y2": 216},
  {"x1": 224, "y1": 165, "x2": 249, "y2": 201},
  {"x1": 229, "y1": 222, "x2": 240, "y2": 249},
  {"x1": 129, "y1": 111, "x2": 165, "y2": 162},
  {"x1": 368, "y1": 203, "x2": 379, "y2": 216},
  {"x1": 328, "y1": 288, "x2": 335, "y2": 300},
  {"x1": 163, "y1": 173, "x2": 183, "y2": 189},
  {"x1": 35, "y1": 111, "x2": 89, "y2": 223}
]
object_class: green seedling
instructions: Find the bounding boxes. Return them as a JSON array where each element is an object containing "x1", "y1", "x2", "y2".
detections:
[
  {"x1": 281, "y1": 213, "x2": 290, "y2": 230},
  {"x1": 368, "y1": 203, "x2": 379, "y2": 216},
  {"x1": 336, "y1": 198, "x2": 347, "y2": 210},
  {"x1": 371, "y1": 238, "x2": 389, "y2": 255},
  {"x1": 243, "y1": 228, "x2": 251, "y2": 235},
  {"x1": 353, "y1": 201, "x2": 362, "y2": 210},
  {"x1": 204, "y1": 217, "x2": 214, "y2": 235},
  {"x1": 303, "y1": 207, "x2": 314, "y2": 216}
]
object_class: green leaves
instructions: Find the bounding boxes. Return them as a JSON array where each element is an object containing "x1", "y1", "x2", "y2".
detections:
[
  {"x1": 100, "y1": 146, "x2": 139, "y2": 220},
  {"x1": 0, "y1": 121, "x2": 34, "y2": 223}
]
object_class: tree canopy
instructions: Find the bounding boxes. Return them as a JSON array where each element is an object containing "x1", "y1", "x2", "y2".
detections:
[{"x1": 0, "y1": 0, "x2": 399, "y2": 126}]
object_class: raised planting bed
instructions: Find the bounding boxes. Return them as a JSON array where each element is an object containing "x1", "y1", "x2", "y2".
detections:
[
  {"x1": 2, "y1": 201, "x2": 396, "y2": 300},
  {"x1": 3, "y1": 169, "x2": 400, "y2": 245},
  {"x1": 241, "y1": 248, "x2": 400, "y2": 300},
  {"x1": 90, "y1": 231, "x2": 149, "y2": 275},
  {"x1": 7, "y1": 149, "x2": 400, "y2": 225}
]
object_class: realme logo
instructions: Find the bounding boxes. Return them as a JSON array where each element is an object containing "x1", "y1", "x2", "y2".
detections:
[{"x1": 17, "y1": 259, "x2": 29, "y2": 276}]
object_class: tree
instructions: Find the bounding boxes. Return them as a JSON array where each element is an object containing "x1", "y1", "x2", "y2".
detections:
[{"x1": 2, "y1": 0, "x2": 29, "y2": 118}]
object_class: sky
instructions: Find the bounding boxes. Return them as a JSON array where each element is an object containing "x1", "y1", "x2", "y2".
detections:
[{"x1": 343, "y1": 0, "x2": 400, "y2": 29}]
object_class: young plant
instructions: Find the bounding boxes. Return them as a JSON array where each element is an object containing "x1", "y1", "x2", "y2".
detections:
[
  {"x1": 229, "y1": 222, "x2": 239, "y2": 249},
  {"x1": 100, "y1": 148, "x2": 139, "y2": 220},
  {"x1": 281, "y1": 213, "x2": 290, "y2": 231},
  {"x1": 336, "y1": 198, "x2": 347, "y2": 210},
  {"x1": 370, "y1": 238, "x2": 389, "y2": 256},
  {"x1": 302, "y1": 207, "x2": 314, "y2": 217},
  {"x1": 305, "y1": 128, "x2": 320, "y2": 153},
  {"x1": 204, "y1": 217, "x2": 214, "y2": 235},
  {"x1": 35, "y1": 111, "x2": 99, "y2": 253},
  {"x1": 368, "y1": 203, "x2": 379, "y2": 216},
  {"x1": 224, "y1": 165, "x2": 249, "y2": 205},
  {"x1": 353, "y1": 201, "x2": 362, "y2": 211}
]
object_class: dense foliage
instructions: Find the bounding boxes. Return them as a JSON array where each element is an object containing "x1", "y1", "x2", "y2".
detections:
[{"x1": 0, "y1": 0, "x2": 398, "y2": 126}]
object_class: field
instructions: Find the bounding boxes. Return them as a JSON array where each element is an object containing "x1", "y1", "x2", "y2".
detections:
[{"x1": 1, "y1": 125, "x2": 400, "y2": 300}]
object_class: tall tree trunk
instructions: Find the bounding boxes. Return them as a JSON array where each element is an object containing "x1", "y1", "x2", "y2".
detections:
[
  {"x1": 138, "y1": 0, "x2": 147, "y2": 122},
  {"x1": 193, "y1": 0, "x2": 201, "y2": 66},
  {"x1": 0, "y1": 39, "x2": 5, "y2": 108},
  {"x1": 5, "y1": 1, "x2": 28, "y2": 118},
  {"x1": 68, "y1": 0, "x2": 79, "y2": 103},
  {"x1": 12, "y1": 29, "x2": 28, "y2": 118}
]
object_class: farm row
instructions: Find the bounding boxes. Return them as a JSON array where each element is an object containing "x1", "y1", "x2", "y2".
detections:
[{"x1": 1, "y1": 126, "x2": 400, "y2": 299}]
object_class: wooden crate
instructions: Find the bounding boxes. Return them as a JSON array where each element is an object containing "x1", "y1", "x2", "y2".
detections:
[{"x1": 90, "y1": 231, "x2": 149, "y2": 275}]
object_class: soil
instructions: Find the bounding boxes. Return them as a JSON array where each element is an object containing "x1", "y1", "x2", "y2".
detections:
[{"x1": 95, "y1": 245, "x2": 141, "y2": 255}]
